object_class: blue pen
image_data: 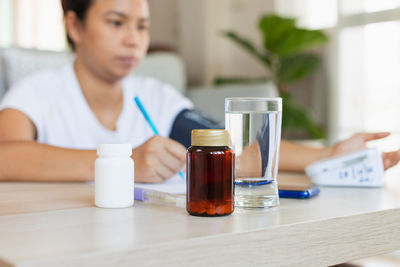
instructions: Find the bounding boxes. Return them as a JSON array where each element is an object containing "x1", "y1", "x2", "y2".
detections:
[{"x1": 134, "y1": 96, "x2": 185, "y2": 180}]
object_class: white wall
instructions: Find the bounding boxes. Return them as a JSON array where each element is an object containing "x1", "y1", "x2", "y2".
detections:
[
  {"x1": 214, "y1": 0, "x2": 275, "y2": 81},
  {"x1": 149, "y1": 0, "x2": 275, "y2": 86},
  {"x1": 177, "y1": 0, "x2": 208, "y2": 85},
  {"x1": 148, "y1": 0, "x2": 328, "y2": 131},
  {"x1": 148, "y1": 0, "x2": 179, "y2": 49}
]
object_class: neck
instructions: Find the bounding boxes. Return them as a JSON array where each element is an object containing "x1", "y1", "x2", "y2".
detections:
[{"x1": 73, "y1": 57, "x2": 123, "y2": 109}]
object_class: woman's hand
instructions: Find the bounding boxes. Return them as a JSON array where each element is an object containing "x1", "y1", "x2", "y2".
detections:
[
  {"x1": 132, "y1": 136, "x2": 186, "y2": 183},
  {"x1": 327, "y1": 132, "x2": 400, "y2": 170}
]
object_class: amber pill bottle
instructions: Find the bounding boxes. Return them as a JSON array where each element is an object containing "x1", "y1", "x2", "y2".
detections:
[{"x1": 186, "y1": 129, "x2": 234, "y2": 217}]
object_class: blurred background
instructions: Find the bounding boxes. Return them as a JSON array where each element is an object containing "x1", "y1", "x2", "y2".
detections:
[
  {"x1": 2, "y1": 0, "x2": 400, "y2": 140},
  {"x1": 3, "y1": 0, "x2": 399, "y2": 168},
  {"x1": 0, "y1": 0, "x2": 399, "y2": 161},
  {"x1": 0, "y1": 0, "x2": 400, "y2": 265}
]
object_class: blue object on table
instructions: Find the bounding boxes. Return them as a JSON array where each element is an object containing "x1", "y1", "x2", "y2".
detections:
[
  {"x1": 134, "y1": 96, "x2": 185, "y2": 180},
  {"x1": 279, "y1": 186, "x2": 320, "y2": 199}
]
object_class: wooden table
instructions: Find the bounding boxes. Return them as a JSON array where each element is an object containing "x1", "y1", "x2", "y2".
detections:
[{"x1": 1, "y1": 173, "x2": 400, "y2": 267}]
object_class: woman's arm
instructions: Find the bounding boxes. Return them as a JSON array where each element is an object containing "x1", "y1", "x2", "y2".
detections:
[
  {"x1": 0, "y1": 109, "x2": 186, "y2": 182},
  {"x1": 279, "y1": 133, "x2": 400, "y2": 172},
  {"x1": 0, "y1": 141, "x2": 96, "y2": 182},
  {"x1": 0, "y1": 108, "x2": 96, "y2": 181},
  {"x1": 278, "y1": 140, "x2": 330, "y2": 172}
]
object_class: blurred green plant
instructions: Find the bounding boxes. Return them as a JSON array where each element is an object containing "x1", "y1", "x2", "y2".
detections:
[{"x1": 216, "y1": 14, "x2": 328, "y2": 139}]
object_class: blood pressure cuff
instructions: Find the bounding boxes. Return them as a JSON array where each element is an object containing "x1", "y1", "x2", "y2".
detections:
[{"x1": 169, "y1": 109, "x2": 223, "y2": 148}]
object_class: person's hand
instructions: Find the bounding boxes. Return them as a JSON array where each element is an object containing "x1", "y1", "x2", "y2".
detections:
[
  {"x1": 132, "y1": 136, "x2": 186, "y2": 183},
  {"x1": 327, "y1": 132, "x2": 400, "y2": 170}
]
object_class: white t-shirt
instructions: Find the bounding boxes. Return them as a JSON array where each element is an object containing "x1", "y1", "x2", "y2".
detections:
[{"x1": 0, "y1": 63, "x2": 193, "y2": 149}]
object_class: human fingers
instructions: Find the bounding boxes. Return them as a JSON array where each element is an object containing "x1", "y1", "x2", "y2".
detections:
[
  {"x1": 358, "y1": 132, "x2": 391, "y2": 142},
  {"x1": 382, "y1": 150, "x2": 400, "y2": 170},
  {"x1": 132, "y1": 136, "x2": 169, "y2": 182},
  {"x1": 132, "y1": 136, "x2": 186, "y2": 181},
  {"x1": 159, "y1": 147, "x2": 185, "y2": 175},
  {"x1": 153, "y1": 156, "x2": 177, "y2": 180},
  {"x1": 163, "y1": 138, "x2": 187, "y2": 161}
]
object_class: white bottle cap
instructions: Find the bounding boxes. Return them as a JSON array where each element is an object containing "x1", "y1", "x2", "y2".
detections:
[{"x1": 97, "y1": 144, "x2": 132, "y2": 157}]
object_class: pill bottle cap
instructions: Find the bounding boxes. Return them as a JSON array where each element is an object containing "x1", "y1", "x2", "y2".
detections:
[{"x1": 191, "y1": 129, "x2": 230, "y2": 147}]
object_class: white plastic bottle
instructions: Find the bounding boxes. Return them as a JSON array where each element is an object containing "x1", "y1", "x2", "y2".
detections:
[{"x1": 95, "y1": 144, "x2": 134, "y2": 208}]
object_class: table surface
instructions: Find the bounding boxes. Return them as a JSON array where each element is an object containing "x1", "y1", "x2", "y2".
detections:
[{"x1": 1, "y1": 172, "x2": 400, "y2": 267}]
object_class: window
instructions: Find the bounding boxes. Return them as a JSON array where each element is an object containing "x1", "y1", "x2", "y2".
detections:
[
  {"x1": 0, "y1": 0, "x2": 13, "y2": 47},
  {"x1": 275, "y1": 0, "x2": 337, "y2": 29},
  {"x1": 336, "y1": 2, "x2": 400, "y2": 158},
  {"x1": 1, "y1": 0, "x2": 66, "y2": 51},
  {"x1": 276, "y1": 0, "x2": 400, "y2": 177},
  {"x1": 340, "y1": 0, "x2": 400, "y2": 15}
]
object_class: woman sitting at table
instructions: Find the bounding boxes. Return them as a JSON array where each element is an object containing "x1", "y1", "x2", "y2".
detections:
[{"x1": 0, "y1": 0, "x2": 398, "y2": 183}]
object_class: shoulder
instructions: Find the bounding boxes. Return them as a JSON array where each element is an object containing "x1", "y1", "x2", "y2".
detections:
[
  {"x1": 5, "y1": 64, "x2": 72, "y2": 97},
  {"x1": 0, "y1": 64, "x2": 74, "y2": 120},
  {"x1": 0, "y1": 65, "x2": 73, "y2": 133}
]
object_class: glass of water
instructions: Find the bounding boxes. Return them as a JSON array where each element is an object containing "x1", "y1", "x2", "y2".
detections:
[{"x1": 225, "y1": 97, "x2": 282, "y2": 208}]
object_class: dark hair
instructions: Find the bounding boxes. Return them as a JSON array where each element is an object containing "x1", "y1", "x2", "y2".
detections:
[{"x1": 61, "y1": 0, "x2": 95, "y2": 50}]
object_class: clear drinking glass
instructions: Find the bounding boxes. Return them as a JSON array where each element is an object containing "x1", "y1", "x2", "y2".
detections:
[{"x1": 225, "y1": 97, "x2": 282, "y2": 208}]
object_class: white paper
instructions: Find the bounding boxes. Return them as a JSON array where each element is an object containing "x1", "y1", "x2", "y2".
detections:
[{"x1": 135, "y1": 174, "x2": 186, "y2": 194}]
